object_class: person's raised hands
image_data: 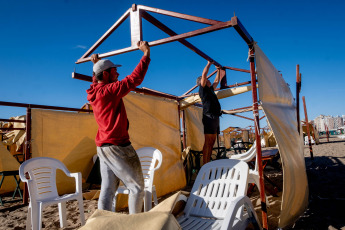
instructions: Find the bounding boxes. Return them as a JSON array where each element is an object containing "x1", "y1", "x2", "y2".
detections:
[
  {"x1": 137, "y1": 41, "x2": 150, "y2": 57},
  {"x1": 91, "y1": 54, "x2": 100, "y2": 64}
]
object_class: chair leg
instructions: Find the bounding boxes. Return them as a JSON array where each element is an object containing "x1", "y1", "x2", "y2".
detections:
[
  {"x1": 252, "y1": 175, "x2": 270, "y2": 207},
  {"x1": 58, "y1": 202, "x2": 67, "y2": 228},
  {"x1": 26, "y1": 204, "x2": 32, "y2": 230},
  {"x1": 77, "y1": 197, "x2": 86, "y2": 226},
  {"x1": 144, "y1": 190, "x2": 152, "y2": 212},
  {"x1": 152, "y1": 186, "x2": 158, "y2": 206},
  {"x1": 30, "y1": 202, "x2": 42, "y2": 230},
  {"x1": 113, "y1": 193, "x2": 118, "y2": 212}
]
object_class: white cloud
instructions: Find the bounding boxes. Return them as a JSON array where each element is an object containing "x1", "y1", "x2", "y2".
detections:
[{"x1": 75, "y1": 45, "x2": 87, "y2": 49}]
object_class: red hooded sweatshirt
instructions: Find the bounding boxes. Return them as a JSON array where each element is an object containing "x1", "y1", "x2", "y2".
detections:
[{"x1": 86, "y1": 56, "x2": 150, "y2": 147}]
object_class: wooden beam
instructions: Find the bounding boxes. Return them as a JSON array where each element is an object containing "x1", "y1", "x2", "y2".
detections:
[
  {"x1": 142, "y1": 11, "x2": 223, "y2": 68},
  {"x1": 181, "y1": 70, "x2": 217, "y2": 96},
  {"x1": 77, "y1": 9, "x2": 131, "y2": 62},
  {"x1": 130, "y1": 6, "x2": 143, "y2": 47},
  {"x1": 215, "y1": 81, "x2": 252, "y2": 91},
  {"x1": 137, "y1": 5, "x2": 221, "y2": 25},
  {"x1": 219, "y1": 69, "x2": 227, "y2": 89},
  {"x1": 76, "y1": 20, "x2": 233, "y2": 64},
  {"x1": 303, "y1": 96, "x2": 314, "y2": 160},
  {"x1": 224, "y1": 66, "x2": 251, "y2": 73},
  {"x1": 72, "y1": 72, "x2": 179, "y2": 100},
  {"x1": 0, "y1": 101, "x2": 92, "y2": 113},
  {"x1": 231, "y1": 16, "x2": 254, "y2": 47},
  {"x1": 229, "y1": 114, "x2": 254, "y2": 121},
  {"x1": 0, "y1": 119, "x2": 26, "y2": 123}
]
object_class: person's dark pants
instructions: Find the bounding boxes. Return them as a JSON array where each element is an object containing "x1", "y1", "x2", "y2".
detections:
[{"x1": 202, "y1": 115, "x2": 219, "y2": 164}]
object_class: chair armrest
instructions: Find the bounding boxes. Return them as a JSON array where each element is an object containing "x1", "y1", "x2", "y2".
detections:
[
  {"x1": 19, "y1": 167, "x2": 29, "y2": 183},
  {"x1": 222, "y1": 195, "x2": 261, "y2": 230},
  {"x1": 153, "y1": 160, "x2": 162, "y2": 171},
  {"x1": 69, "y1": 172, "x2": 83, "y2": 194}
]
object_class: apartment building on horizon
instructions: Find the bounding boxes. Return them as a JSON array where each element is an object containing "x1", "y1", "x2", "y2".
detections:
[{"x1": 314, "y1": 115, "x2": 344, "y2": 132}]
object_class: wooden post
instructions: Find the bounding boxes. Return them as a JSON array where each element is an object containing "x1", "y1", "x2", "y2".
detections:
[
  {"x1": 302, "y1": 96, "x2": 314, "y2": 160},
  {"x1": 182, "y1": 110, "x2": 187, "y2": 150},
  {"x1": 296, "y1": 65, "x2": 301, "y2": 134},
  {"x1": 23, "y1": 107, "x2": 31, "y2": 205},
  {"x1": 249, "y1": 48, "x2": 268, "y2": 230}
]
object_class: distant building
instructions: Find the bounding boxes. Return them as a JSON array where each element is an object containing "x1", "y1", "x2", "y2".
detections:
[
  {"x1": 314, "y1": 115, "x2": 344, "y2": 132},
  {"x1": 334, "y1": 116, "x2": 343, "y2": 129},
  {"x1": 314, "y1": 115, "x2": 326, "y2": 132}
]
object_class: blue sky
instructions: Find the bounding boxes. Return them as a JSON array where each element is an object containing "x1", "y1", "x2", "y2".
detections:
[{"x1": 1, "y1": 0, "x2": 344, "y2": 130}]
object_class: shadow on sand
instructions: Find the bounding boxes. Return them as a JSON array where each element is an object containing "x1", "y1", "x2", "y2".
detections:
[{"x1": 291, "y1": 155, "x2": 345, "y2": 229}]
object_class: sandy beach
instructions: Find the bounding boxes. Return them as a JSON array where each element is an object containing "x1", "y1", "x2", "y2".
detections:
[{"x1": 1, "y1": 136, "x2": 344, "y2": 230}]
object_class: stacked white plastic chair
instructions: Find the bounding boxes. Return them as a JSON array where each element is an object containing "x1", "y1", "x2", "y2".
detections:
[
  {"x1": 19, "y1": 157, "x2": 85, "y2": 230},
  {"x1": 304, "y1": 136, "x2": 315, "y2": 145},
  {"x1": 177, "y1": 159, "x2": 261, "y2": 230},
  {"x1": 114, "y1": 147, "x2": 162, "y2": 212}
]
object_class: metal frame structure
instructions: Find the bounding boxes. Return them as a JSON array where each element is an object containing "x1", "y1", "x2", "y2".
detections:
[
  {"x1": 73, "y1": 4, "x2": 269, "y2": 228},
  {"x1": 0, "y1": 4, "x2": 306, "y2": 229}
]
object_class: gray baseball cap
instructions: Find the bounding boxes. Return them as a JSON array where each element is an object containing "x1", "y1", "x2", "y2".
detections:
[{"x1": 93, "y1": 59, "x2": 122, "y2": 76}]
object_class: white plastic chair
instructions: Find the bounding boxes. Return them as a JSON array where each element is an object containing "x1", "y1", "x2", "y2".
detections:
[
  {"x1": 229, "y1": 141, "x2": 269, "y2": 206},
  {"x1": 304, "y1": 136, "x2": 315, "y2": 145},
  {"x1": 177, "y1": 159, "x2": 261, "y2": 230},
  {"x1": 114, "y1": 147, "x2": 162, "y2": 212},
  {"x1": 19, "y1": 157, "x2": 85, "y2": 230}
]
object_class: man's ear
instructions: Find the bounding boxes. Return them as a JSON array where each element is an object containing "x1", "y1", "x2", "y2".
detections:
[{"x1": 103, "y1": 70, "x2": 109, "y2": 83}]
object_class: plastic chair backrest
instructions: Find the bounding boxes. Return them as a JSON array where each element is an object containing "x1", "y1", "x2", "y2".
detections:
[
  {"x1": 230, "y1": 141, "x2": 257, "y2": 162},
  {"x1": 19, "y1": 157, "x2": 71, "y2": 202},
  {"x1": 184, "y1": 159, "x2": 249, "y2": 219},
  {"x1": 136, "y1": 147, "x2": 162, "y2": 189}
]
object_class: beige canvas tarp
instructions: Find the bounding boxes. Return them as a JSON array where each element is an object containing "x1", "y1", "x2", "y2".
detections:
[
  {"x1": 80, "y1": 191, "x2": 188, "y2": 230},
  {"x1": 255, "y1": 44, "x2": 308, "y2": 228},
  {"x1": 31, "y1": 109, "x2": 98, "y2": 194},
  {"x1": 0, "y1": 143, "x2": 21, "y2": 194},
  {"x1": 79, "y1": 210, "x2": 181, "y2": 230},
  {"x1": 31, "y1": 92, "x2": 185, "y2": 204},
  {"x1": 184, "y1": 106, "x2": 203, "y2": 151},
  {"x1": 124, "y1": 93, "x2": 185, "y2": 197}
]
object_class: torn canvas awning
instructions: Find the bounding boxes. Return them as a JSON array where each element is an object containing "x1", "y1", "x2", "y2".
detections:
[{"x1": 255, "y1": 43, "x2": 308, "y2": 228}]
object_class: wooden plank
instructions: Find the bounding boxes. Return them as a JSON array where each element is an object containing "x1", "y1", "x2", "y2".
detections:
[
  {"x1": 76, "y1": 21, "x2": 233, "y2": 63},
  {"x1": 138, "y1": 5, "x2": 221, "y2": 25}
]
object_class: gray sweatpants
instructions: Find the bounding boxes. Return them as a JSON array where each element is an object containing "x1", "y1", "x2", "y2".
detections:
[{"x1": 97, "y1": 144, "x2": 144, "y2": 214}]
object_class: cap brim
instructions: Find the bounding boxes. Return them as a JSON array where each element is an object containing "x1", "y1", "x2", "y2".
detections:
[{"x1": 114, "y1": 64, "x2": 122, "y2": 67}]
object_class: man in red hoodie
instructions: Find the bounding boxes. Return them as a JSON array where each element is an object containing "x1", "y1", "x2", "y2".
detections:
[{"x1": 87, "y1": 41, "x2": 150, "y2": 214}]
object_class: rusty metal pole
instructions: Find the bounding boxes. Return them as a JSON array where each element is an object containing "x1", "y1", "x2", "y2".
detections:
[
  {"x1": 326, "y1": 125, "x2": 329, "y2": 142},
  {"x1": 302, "y1": 96, "x2": 314, "y2": 160},
  {"x1": 181, "y1": 110, "x2": 187, "y2": 150},
  {"x1": 249, "y1": 48, "x2": 268, "y2": 230},
  {"x1": 23, "y1": 107, "x2": 31, "y2": 205},
  {"x1": 296, "y1": 65, "x2": 301, "y2": 134}
]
